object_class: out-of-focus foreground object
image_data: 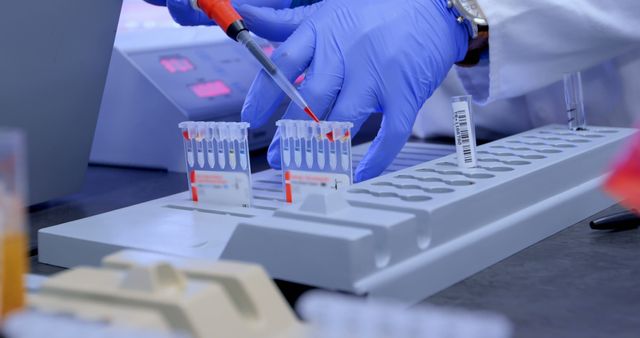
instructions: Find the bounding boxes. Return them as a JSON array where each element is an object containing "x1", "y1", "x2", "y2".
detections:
[
  {"x1": 298, "y1": 291, "x2": 513, "y2": 338},
  {"x1": 4, "y1": 311, "x2": 190, "y2": 338},
  {"x1": 0, "y1": 130, "x2": 28, "y2": 319},
  {"x1": 605, "y1": 125, "x2": 640, "y2": 212},
  {"x1": 10, "y1": 250, "x2": 303, "y2": 338}
]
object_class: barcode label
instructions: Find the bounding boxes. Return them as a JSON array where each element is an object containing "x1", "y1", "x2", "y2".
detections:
[{"x1": 452, "y1": 100, "x2": 477, "y2": 168}]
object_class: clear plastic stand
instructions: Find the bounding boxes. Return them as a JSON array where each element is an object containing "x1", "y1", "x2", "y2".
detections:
[
  {"x1": 178, "y1": 121, "x2": 252, "y2": 207},
  {"x1": 276, "y1": 120, "x2": 353, "y2": 204}
]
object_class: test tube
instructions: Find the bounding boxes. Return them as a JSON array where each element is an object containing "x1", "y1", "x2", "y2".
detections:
[
  {"x1": 305, "y1": 123, "x2": 314, "y2": 169},
  {"x1": 179, "y1": 122, "x2": 196, "y2": 168},
  {"x1": 215, "y1": 124, "x2": 226, "y2": 170},
  {"x1": 339, "y1": 125, "x2": 351, "y2": 172},
  {"x1": 563, "y1": 71, "x2": 587, "y2": 131},
  {"x1": 277, "y1": 121, "x2": 291, "y2": 168},
  {"x1": 451, "y1": 95, "x2": 478, "y2": 168},
  {"x1": 224, "y1": 124, "x2": 237, "y2": 170},
  {"x1": 195, "y1": 122, "x2": 206, "y2": 168},
  {"x1": 236, "y1": 123, "x2": 250, "y2": 171},
  {"x1": 292, "y1": 122, "x2": 302, "y2": 168},
  {"x1": 0, "y1": 129, "x2": 27, "y2": 319},
  {"x1": 316, "y1": 124, "x2": 326, "y2": 170},
  {"x1": 205, "y1": 124, "x2": 215, "y2": 168}
]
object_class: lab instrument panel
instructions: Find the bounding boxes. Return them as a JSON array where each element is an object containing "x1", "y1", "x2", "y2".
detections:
[
  {"x1": 90, "y1": 1, "x2": 279, "y2": 171},
  {"x1": 91, "y1": 38, "x2": 279, "y2": 172},
  {"x1": 125, "y1": 41, "x2": 268, "y2": 121}
]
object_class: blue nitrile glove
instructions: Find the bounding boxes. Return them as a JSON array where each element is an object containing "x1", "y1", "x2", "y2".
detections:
[
  {"x1": 143, "y1": 0, "x2": 167, "y2": 6},
  {"x1": 155, "y1": 0, "x2": 321, "y2": 41},
  {"x1": 241, "y1": 0, "x2": 470, "y2": 182},
  {"x1": 155, "y1": 0, "x2": 290, "y2": 29}
]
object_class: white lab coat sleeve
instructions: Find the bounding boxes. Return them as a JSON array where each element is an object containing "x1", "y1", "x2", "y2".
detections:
[{"x1": 458, "y1": 0, "x2": 640, "y2": 104}]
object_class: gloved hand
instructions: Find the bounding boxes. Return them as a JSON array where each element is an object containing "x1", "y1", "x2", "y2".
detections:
[
  {"x1": 146, "y1": 0, "x2": 322, "y2": 41},
  {"x1": 143, "y1": 0, "x2": 295, "y2": 40},
  {"x1": 143, "y1": 0, "x2": 167, "y2": 6},
  {"x1": 241, "y1": 0, "x2": 470, "y2": 181}
]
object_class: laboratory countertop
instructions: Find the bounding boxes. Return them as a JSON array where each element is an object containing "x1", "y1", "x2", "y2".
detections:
[{"x1": 28, "y1": 150, "x2": 640, "y2": 338}]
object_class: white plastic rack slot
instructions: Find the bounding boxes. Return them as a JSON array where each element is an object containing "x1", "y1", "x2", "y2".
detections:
[{"x1": 38, "y1": 125, "x2": 636, "y2": 304}]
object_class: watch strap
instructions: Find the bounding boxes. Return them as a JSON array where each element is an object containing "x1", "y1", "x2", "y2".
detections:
[{"x1": 456, "y1": 25, "x2": 489, "y2": 67}]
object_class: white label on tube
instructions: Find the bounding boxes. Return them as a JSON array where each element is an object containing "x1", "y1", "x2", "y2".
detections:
[{"x1": 452, "y1": 101, "x2": 477, "y2": 168}]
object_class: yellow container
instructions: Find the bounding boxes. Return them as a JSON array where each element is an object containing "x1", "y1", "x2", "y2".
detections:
[{"x1": 0, "y1": 130, "x2": 27, "y2": 319}]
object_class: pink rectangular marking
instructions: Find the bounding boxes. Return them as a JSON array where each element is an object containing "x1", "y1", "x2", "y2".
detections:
[{"x1": 190, "y1": 81, "x2": 232, "y2": 98}]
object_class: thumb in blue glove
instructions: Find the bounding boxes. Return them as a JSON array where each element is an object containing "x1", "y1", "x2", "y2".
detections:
[{"x1": 241, "y1": 0, "x2": 470, "y2": 182}]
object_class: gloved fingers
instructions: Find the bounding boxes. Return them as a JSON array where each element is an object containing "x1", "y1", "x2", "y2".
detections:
[
  {"x1": 234, "y1": 0, "x2": 291, "y2": 9},
  {"x1": 241, "y1": 22, "x2": 316, "y2": 128},
  {"x1": 167, "y1": 0, "x2": 215, "y2": 26},
  {"x1": 266, "y1": 129, "x2": 283, "y2": 169},
  {"x1": 143, "y1": 0, "x2": 167, "y2": 6},
  {"x1": 159, "y1": 0, "x2": 289, "y2": 7},
  {"x1": 354, "y1": 99, "x2": 417, "y2": 182},
  {"x1": 237, "y1": 3, "x2": 322, "y2": 42},
  {"x1": 328, "y1": 82, "x2": 380, "y2": 138}
]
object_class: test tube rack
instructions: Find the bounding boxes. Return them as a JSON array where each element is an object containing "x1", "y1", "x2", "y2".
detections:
[
  {"x1": 20, "y1": 250, "x2": 304, "y2": 338},
  {"x1": 38, "y1": 125, "x2": 637, "y2": 304}
]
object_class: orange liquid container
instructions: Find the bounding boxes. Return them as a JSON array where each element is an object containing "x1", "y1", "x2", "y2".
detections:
[
  {"x1": 0, "y1": 130, "x2": 28, "y2": 320},
  {"x1": 1, "y1": 231, "x2": 28, "y2": 318},
  {"x1": 0, "y1": 194, "x2": 28, "y2": 319}
]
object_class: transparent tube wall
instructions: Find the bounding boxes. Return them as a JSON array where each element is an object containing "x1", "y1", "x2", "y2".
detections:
[
  {"x1": 563, "y1": 72, "x2": 587, "y2": 131},
  {"x1": 0, "y1": 129, "x2": 27, "y2": 319}
]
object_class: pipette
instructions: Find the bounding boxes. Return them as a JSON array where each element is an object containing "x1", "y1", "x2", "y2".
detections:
[{"x1": 191, "y1": 0, "x2": 334, "y2": 140}]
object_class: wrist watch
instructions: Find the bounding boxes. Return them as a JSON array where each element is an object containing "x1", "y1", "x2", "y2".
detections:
[{"x1": 447, "y1": 0, "x2": 490, "y2": 67}]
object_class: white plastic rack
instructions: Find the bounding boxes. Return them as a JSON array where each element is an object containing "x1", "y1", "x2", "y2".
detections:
[{"x1": 39, "y1": 125, "x2": 636, "y2": 304}]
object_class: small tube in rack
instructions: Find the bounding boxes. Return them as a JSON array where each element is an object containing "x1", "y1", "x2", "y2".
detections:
[
  {"x1": 563, "y1": 71, "x2": 587, "y2": 131},
  {"x1": 451, "y1": 95, "x2": 478, "y2": 168}
]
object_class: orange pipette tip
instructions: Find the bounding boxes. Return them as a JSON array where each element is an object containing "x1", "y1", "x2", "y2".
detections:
[
  {"x1": 303, "y1": 106, "x2": 320, "y2": 123},
  {"x1": 304, "y1": 107, "x2": 335, "y2": 142}
]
